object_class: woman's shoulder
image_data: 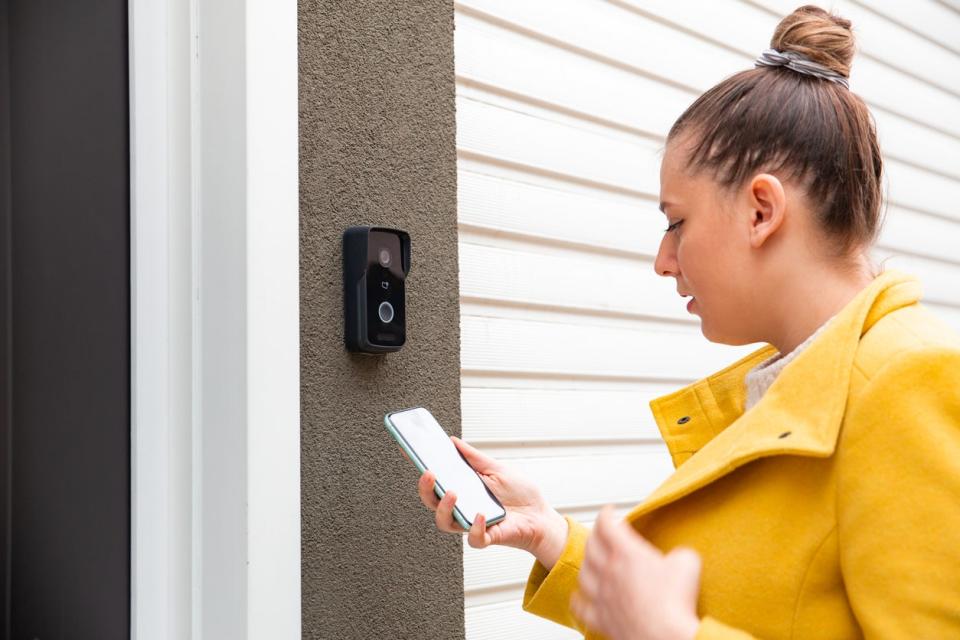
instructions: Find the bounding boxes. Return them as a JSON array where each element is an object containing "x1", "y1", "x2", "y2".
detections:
[
  {"x1": 841, "y1": 304, "x2": 960, "y2": 452},
  {"x1": 853, "y1": 301, "x2": 960, "y2": 386},
  {"x1": 838, "y1": 300, "x2": 959, "y2": 437}
]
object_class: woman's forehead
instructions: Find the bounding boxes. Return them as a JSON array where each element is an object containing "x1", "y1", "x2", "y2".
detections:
[
  {"x1": 660, "y1": 136, "x2": 701, "y2": 181},
  {"x1": 660, "y1": 144, "x2": 703, "y2": 195}
]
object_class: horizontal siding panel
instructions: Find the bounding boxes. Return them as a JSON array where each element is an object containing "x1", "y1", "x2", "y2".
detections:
[
  {"x1": 838, "y1": 0, "x2": 960, "y2": 56},
  {"x1": 466, "y1": 600, "x2": 581, "y2": 640},
  {"x1": 458, "y1": 242, "x2": 686, "y2": 322},
  {"x1": 615, "y1": 0, "x2": 772, "y2": 54},
  {"x1": 455, "y1": 11, "x2": 686, "y2": 136},
  {"x1": 459, "y1": 0, "x2": 747, "y2": 93},
  {"x1": 885, "y1": 160, "x2": 960, "y2": 222},
  {"x1": 879, "y1": 206, "x2": 960, "y2": 267},
  {"x1": 850, "y1": 39, "x2": 960, "y2": 126},
  {"x1": 457, "y1": 170, "x2": 658, "y2": 255},
  {"x1": 457, "y1": 95, "x2": 660, "y2": 196},
  {"x1": 459, "y1": 300, "x2": 695, "y2": 337},
  {"x1": 873, "y1": 109, "x2": 960, "y2": 182},
  {"x1": 502, "y1": 450, "x2": 674, "y2": 511},
  {"x1": 465, "y1": 544, "x2": 541, "y2": 596},
  {"x1": 461, "y1": 386, "x2": 673, "y2": 444},
  {"x1": 461, "y1": 314, "x2": 757, "y2": 381},
  {"x1": 872, "y1": 251, "x2": 960, "y2": 307}
]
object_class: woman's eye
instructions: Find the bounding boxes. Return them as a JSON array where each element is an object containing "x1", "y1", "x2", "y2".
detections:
[{"x1": 663, "y1": 220, "x2": 683, "y2": 233}]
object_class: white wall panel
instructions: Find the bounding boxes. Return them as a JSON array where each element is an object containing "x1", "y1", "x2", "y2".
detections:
[
  {"x1": 457, "y1": 96, "x2": 661, "y2": 195},
  {"x1": 461, "y1": 387, "x2": 672, "y2": 444},
  {"x1": 829, "y1": 0, "x2": 960, "y2": 56},
  {"x1": 466, "y1": 601, "x2": 582, "y2": 640},
  {"x1": 455, "y1": 1, "x2": 960, "y2": 637}
]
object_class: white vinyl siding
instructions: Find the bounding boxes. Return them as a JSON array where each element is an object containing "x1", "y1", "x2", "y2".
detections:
[{"x1": 454, "y1": 1, "x2": 960, "y2": 638}]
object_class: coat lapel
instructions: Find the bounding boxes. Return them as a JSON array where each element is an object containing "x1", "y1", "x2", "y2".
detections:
[{"x1": 627, "y1": 269, "x2": 923, "y2": 523}]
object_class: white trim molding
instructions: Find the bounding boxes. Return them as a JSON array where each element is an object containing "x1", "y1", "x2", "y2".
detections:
[{"x1": 129, "y1": 0, "x2": 300, "y2": 638}]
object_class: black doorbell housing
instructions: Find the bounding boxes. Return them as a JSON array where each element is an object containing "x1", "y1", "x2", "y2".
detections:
[{"x1": 343, "y1": 226, "x2": 411, "y2": 353}]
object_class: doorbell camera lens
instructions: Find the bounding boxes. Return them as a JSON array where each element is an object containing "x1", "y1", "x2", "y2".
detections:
[
  {"x1": 378, "y1": 301, "x2": 395, "y2": 324},
  {"x1": 378, "y1": 248, "x2": 392, "y2": 267}
]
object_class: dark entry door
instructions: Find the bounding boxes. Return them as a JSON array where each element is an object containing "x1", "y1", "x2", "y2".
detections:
[{"x1": 0, "y1": 1, "x2": 131, "y2": 638}]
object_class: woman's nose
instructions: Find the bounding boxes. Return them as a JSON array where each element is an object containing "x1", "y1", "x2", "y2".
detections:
[{"x1": 654, "y1": 235, "x2": 677, "y2": 278}]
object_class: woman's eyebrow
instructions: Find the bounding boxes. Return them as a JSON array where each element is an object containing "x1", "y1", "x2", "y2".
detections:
[{"x1": 659, "y1": 201, "x2": 673, "y2": 214}]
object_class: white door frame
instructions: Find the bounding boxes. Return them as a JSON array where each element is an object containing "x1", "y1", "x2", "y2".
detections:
[{"x1": 129, "y1": 1, "x2": 300, "y2": 638}]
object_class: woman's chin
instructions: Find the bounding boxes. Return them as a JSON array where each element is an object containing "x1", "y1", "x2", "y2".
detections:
[{"x1": 700, "y1": 319, "x2": 745, "y2": 346}]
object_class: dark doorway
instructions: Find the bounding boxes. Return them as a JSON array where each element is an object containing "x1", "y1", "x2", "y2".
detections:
[{"x1": 0, "y1": 1, "x2": 131, "y2": 638}]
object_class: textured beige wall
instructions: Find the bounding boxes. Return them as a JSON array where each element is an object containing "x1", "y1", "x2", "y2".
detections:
[{"x1": 298, "y1": 1, "x2": 463, "y2": 638}]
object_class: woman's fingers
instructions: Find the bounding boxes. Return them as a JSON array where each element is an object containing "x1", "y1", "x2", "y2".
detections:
[
  {"x1": 435, "y1": 489, "x2": 462, "y2": 533},
  {"x1": 570, "y1": 591, "x2": 600, "y2": 631},
  {"x1": 590, "y1": 505, "x2": 617, "y2": 553},
  {"x1": 418, "y1": 470, "x2": 441, "y2": 510},
  {"x1": 421, "y1": 471, "x2": 486, "y2": 538},
  {"x1": 598, "y1": 504, "x2": 661, "y2": 559},
  {"x1": 451, "y1": 436, "x2": 500, "y2": 474},
  {"x1": 578, "y1": 554, "x2": 601, "y2": 600},
  {"x1": 580, "y1": 519, "x2": 608, "y2": 601},
  {"x1": 467, "y1": 512, "x2": 491, "y2": 549},
  {"x1": 419, "y1": 462, "x2": 503, "y2": 542}
]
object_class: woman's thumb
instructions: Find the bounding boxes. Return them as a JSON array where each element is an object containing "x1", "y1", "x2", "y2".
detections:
[
  {"x1": 667, "y1": 545, "x2": 703, "y2": 601},
  {"x1": 451, "y1": 436, "x2": 499, "y2": 473}
]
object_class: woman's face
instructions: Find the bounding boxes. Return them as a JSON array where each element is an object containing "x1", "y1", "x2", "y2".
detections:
[{"x1": 654, "y1": 140, "x2": 761, "y2": 345}]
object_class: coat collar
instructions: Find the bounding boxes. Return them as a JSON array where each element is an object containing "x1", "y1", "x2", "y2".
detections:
[{"x1": 627, "y1": 268, "x2": 923, "y2": 522}]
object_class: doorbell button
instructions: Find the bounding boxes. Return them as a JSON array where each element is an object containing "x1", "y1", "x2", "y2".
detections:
[{"x1": 378, "y1": 301, "x2": 395, "y2": 324}]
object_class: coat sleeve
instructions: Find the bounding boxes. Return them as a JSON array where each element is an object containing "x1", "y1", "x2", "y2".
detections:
[
  {"x1": 521, "y1": 515, "x2": 591, "y2": 632},
  {"x1": 836, "y1": 347, "x2": 960, "y2": 637}
]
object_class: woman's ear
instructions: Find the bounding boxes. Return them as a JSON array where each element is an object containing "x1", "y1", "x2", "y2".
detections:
[{"x1": 745, "y1": 173, "x2": 786, "y2": 249}]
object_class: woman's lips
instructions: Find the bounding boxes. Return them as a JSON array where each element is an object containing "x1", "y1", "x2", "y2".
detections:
[{"x1": 687, "y1": 297, "x2": 696, "y2": 313}]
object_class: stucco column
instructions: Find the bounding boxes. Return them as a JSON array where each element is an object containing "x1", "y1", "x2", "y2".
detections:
[{"x1": 298, "y1": 1, "x2": 463, "y2": 638}]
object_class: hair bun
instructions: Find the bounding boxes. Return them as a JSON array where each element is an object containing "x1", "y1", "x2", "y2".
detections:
[{"x1": 771, "y1": 5, "x2": 855, "y2": 78}]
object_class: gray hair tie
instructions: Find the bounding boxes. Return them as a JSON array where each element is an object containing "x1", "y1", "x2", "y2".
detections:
[{"x1": 754, "y1": 48, "x2": 850, "y2": 89}]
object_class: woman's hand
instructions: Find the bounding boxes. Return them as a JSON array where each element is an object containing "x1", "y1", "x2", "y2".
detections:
[
  {"x1": 416, "y1": 436, "x2": 569, "y2": 569},
  {"x1": 570, "y1": 505, "x2": 702, "y2": 640}
]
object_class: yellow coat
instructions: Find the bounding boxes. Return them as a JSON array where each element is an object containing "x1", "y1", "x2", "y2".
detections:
[{"x1": 522, "y1": 269, "x2": 960, "y2": 638}]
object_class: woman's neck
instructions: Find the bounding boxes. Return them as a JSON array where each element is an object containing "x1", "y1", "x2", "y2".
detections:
[{"x1": 763, "y1": 259, "x2": 876, "y2": 354}]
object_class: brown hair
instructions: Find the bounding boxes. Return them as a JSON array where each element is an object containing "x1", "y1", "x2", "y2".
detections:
[{"x1": 667, "y1": 5, "x2": 884, "y2": 259}]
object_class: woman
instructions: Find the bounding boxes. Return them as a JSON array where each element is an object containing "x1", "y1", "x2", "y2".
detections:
[{"x1": 417, "y1": 5, "x2": 960, "y2": 638}]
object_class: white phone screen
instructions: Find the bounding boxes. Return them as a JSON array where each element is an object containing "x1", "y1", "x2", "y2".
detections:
[{"x1": 389, "y1": 408, "x2": 505, "y2": 525}]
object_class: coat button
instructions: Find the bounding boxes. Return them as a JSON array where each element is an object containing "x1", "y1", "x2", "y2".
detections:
[
  {"x1": 778, "y1": 431, "x2": 791, "y2": 439},
  {"x1": 677, "y1": 416, "x2": 690, "y2": 425}
]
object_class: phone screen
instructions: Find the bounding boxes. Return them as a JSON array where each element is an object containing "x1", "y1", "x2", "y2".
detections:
[{"x1": 387, "y1": 407, "x2": 506, "y2": 526}]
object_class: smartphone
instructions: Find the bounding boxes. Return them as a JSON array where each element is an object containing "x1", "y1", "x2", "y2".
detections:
[{"x1": 385, "y1": 407, "x2": 506, "y2": 531}]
